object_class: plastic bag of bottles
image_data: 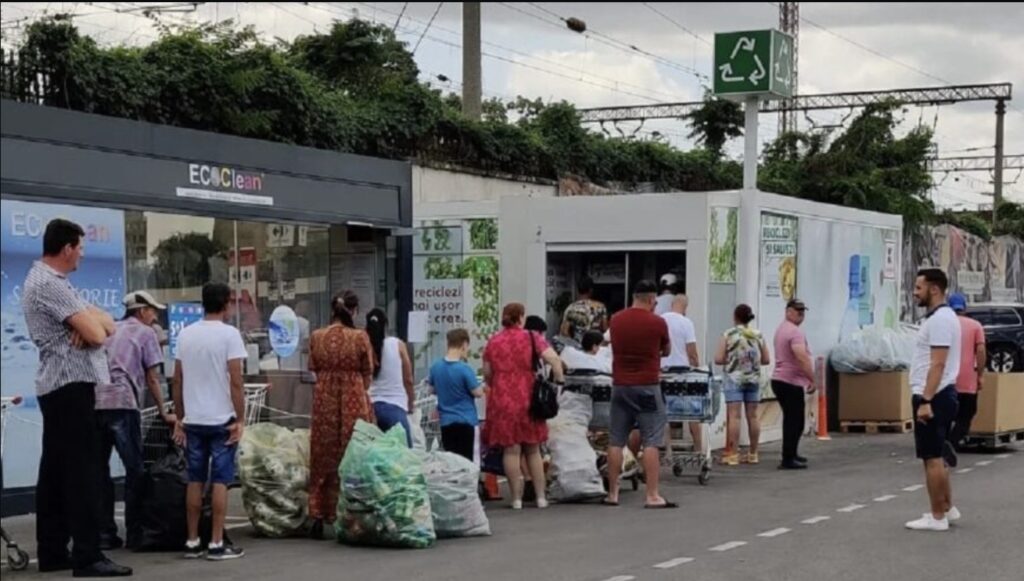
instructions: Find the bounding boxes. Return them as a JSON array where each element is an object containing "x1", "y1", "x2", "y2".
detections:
[
  {"x1": 336, "y1": 421, "x2": 436, "y2": 548},
  {"x1": 238, "y1": 423, "x2": 310, "y2": 538}
]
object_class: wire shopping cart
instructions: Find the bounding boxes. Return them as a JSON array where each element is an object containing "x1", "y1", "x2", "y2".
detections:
[
  {"x1": 662, "y1": 367, "x2": 723, "y2": 485},
  {"x1": 1, "y1": 396, "x2": 31, "y2": 571},
  {"x1": 141, "y1": 383, "x2": 269, "y2": 462},
  {"x1": 413, "y1": 382, "x2": 441, "y2": 451}
]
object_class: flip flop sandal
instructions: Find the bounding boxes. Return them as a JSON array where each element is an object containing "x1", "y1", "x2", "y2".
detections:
[
  {"x1": 644, "y1": 501, "x2": 679, "y2": 509},
  {"x1": 601, "y1": 498, "x2": 620, "y2": 507}
]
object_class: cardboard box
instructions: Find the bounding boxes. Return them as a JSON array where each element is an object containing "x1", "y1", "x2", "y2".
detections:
[
  {"x1": 971, "y1": 373, "x2": 1024, "y2": 434},
  {"x1": 838, "y1": 372, "x2": 911, "y2": 422}
]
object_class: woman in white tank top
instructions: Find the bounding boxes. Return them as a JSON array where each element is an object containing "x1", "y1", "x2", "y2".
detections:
[{"x1": 366, "y1": 309, "x2": 415, "y2": 447}]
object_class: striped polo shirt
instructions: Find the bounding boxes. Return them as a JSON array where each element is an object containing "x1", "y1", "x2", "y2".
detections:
[{"x1": 21, "y1": 261, "x2": 110, "y2": 397}]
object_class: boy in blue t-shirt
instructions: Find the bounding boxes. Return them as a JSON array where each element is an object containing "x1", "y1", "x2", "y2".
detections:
[{"x1": 428, "y1": 329, "x2": 484, "y2": 464}]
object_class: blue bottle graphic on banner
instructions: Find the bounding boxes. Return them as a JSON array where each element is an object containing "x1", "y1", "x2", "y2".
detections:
[
  {"x1": 269, "y1": 305, "x2": 299, "y2": 358},
  {"x1": 168, "y1": 303, "x2": 204, "y2": 360},
  {"x1": 839, "y1": 255, "x2": 862, "y2": 342}
]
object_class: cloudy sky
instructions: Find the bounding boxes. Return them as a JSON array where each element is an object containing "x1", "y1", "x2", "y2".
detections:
[{"x1": 2, "y1": 2, "x2": 1022, "y2": 207}]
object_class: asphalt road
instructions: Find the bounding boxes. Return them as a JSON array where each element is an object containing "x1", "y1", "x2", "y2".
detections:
[{"x1": 2, "y1": 434, "x2": 1021, "y2": 581}]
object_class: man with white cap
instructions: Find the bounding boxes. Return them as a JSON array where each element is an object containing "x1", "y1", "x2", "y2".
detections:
[
  {"x1": 654, "y1": 273, "x2": 679, "y2": 315},
  {"x1": 95, "y1": 291, "x2": 175, "y2": 550}
]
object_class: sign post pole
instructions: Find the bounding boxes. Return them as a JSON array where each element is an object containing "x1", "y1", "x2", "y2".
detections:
[{"x1": 744, "y1": 97, "x2": 759, "y2": 190}]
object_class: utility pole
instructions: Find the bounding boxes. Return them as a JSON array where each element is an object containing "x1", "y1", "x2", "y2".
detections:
[
  {"x1": 778, "y1": 2, "x2": 799, "y2": 134},
  {"x1": 994, "y1": 98, "x2": 1006, "y2": 221},
  {"x1": 462, "y1": 2, "x2": 482, "y2": 120}
]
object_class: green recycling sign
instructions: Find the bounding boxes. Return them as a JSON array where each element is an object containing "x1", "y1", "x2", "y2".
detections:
[{"x1": 713, "y1": 29, "x2": 794, "y2": 99}]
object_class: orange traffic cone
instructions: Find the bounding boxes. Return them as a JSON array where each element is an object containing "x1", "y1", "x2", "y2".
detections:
[{"x1": 815, "y1": 356, "x2": 831, "y2": 441}]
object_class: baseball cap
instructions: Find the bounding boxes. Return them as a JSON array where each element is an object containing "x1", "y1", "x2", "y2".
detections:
[
  {"x1": 948, "y1": 293, "x2": 968, "y2": 312},
  {"x1": 124, "y1": 291, "x2": 166, "y2": 311},
  {"x1": 659, "y1": 273, "x2": 678, "y2": 287},
  {"x1": 786, "y1": 299, "x2": 809, "y2": 312}
]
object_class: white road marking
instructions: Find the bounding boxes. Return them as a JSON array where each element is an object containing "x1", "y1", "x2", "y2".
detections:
[
  {"x1": 837, "y1": 504, "x2": 866, "y2": 513},
  {"x1": 801, "y1": 516, "x2": 831, "y2": 525},
  {"x1": 956, "y1": 468, "x2": 973, "y2": 474},
  {"x1": 709, "y1": 541, "x2": 747, "y2": 552},
  {"x1": 902, "y1": 485, "x2": 925, "y2": 492},
  {"x1": 975, "y1": 460, "x2": 993, "y2": 466},
  {"x1": 602, "y1": 576, "x2": 636, "y2": 581},
  {"x1": 653, "y1": 557, "x2": 694, "y2": 569},
  {"x1": 225, "y1": 522, "x2": 250, "y2": 530},
  {"x1": 995, "y1": 454, "x2": 1010, "y2": 459},
  {"x1": 758, "y1": 527, "x2": 791, "y2": 538},
  {"x1": 874, "y1": 495, "x2": 897, "y2": 502}
]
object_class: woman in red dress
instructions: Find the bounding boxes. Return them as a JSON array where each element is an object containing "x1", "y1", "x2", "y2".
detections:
[
  {"x1": 483, "y1": 303, "x2": 565, "y2": 509},
  {"x1": 307, "y1": 291, "x2": 375, "y2": 539}
]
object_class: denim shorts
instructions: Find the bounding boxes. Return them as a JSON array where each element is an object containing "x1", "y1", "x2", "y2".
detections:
[
  {"x1": 724, "y1": 379, "x2": 762, "y2": 404},
  {"x1": 610, "y1": 385, "x2": 667, "y2": 449},
  {"x1": 184, "y1": 421, "x2": 237, "y2": 485}
]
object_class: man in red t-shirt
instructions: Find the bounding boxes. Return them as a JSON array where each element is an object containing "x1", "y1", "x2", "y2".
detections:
[
  {"x1": 605, "y1": 280, "x2": 673, "y2": 509},
  {"x1": 948, "y1": 294, "x2": 987, "y2": 450}
]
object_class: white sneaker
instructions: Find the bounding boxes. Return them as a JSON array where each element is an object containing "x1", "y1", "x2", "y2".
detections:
[
  {"x1": 511, "y1": 500, "x2": 523, "y2": 510},
  {"x1": 905, "y1": 513, "x2": 949, "y2": 531},
  {"x1": 946, "y1": 506, "x2": 962, "y2": 522},
  {"x1": 536, "y1": 498, "x2": 549, "y2": 509}
]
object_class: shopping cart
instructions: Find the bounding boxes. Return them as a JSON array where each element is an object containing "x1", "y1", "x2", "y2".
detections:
[
  {"x1": 662, "y1": 367, "x2": 723, "y2": 485},
  {"x1": 1, "y1": 396, "x2": 31, "y2": 571},
  {"x1": 413, "y1": 382, "x2": 441, "y2": 452},
  {"x1": 141, "y1": 383, "x2": 269, "y2": 462},
  {"x1": 562, "y1": 370, "x2": 641, "y2": 491}
]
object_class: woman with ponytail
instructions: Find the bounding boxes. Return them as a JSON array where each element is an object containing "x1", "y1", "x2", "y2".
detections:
[
  {"x1": 306, "y1": 291, "x2": 375, "y2": 539},
  {"x1": 365, "y1": 308, "x2": 415, "y2": 447}
]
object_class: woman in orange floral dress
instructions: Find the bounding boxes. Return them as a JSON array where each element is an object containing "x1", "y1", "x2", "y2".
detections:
[{"x1": 307, "y1": 291, "x2": 375, "y2": 539}]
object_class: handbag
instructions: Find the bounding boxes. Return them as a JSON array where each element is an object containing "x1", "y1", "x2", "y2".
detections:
[{"x1": 528, "y1": 331, "x2": 560, "y2": 421}]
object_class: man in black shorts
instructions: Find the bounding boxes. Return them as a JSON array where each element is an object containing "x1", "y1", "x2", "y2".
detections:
[
  {"x1": 605, "y1": 280, "x2": 675, "y2": 509},
  {"x1": 905, "y1": 269, "x2": 962, "y2": 532}
]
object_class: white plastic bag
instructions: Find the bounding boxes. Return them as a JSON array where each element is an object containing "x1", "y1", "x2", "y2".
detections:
[
  {"x1": 547, "y1": 391, "x2": 606, "y2": 502},
  {"x1": 831, "y1": 326, "x2": 917, "y2": 374},
  {"x1": 420, "y1": 451, "x2": 491, "y2": 538}
]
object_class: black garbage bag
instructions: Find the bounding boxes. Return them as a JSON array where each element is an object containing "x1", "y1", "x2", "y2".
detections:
[{"x1": 134, "y1": 445, "x2": 227, "y2": 552}]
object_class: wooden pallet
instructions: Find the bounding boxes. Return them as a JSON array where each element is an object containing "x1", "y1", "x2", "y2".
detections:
[
  {"x1": 965, "y1": 430, "x2": 1024, "y2": 447},
  {"x1": 840, "y1": 419, "x2": 914, "y2": 434}
]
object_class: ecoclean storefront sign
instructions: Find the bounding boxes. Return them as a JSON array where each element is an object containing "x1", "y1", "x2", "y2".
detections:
[{"x1": 177, "y1": 163, "x2": 273, "y2": 207}]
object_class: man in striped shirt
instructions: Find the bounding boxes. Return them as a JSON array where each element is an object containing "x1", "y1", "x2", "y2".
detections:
[{"x1": 21, "y1": 218, "x2": 132, "y2": 577}]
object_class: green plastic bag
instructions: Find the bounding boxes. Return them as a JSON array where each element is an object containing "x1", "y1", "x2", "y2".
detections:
[
  {"x1": 238, "y1": 423, "x2": 310, "y2": 538},
  {"x1": 336, "y1": 421, "x2": 435, "y2": 548}
]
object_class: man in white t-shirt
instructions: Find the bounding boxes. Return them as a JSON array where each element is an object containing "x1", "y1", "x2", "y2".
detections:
[
  {"x1": 660, "y1": 294, "x2": 703, "y2": 451},
  {"x1": 653, "y1": 273, "x2": 678, "y2": 316},
  {"x1": 905, "y1": 269, "x2": 962, "y2": 533},
  {"x1": 171, "y1": 283, "x2": 247, "y2": 560}
]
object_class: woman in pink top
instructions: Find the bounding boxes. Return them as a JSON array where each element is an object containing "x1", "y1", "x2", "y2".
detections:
[
  {"x1": 771, "y1": 299, "x2": 816, "y2": 470},
  {"x1": 948, "y1": 294, "x2": 986, "y2": 449}
]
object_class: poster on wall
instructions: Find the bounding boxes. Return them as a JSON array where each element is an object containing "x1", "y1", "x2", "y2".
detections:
[
  {"x1": 266, "y1": 224, "x2": 295, "y2": 248},
  {"x1": 229, "y1": 247, "x2": 257, "y2": 301},
  {"x1": 709, "y1": 207, "x2": 738, "y2": 284},
  {"x1": 1, "y1": 199, "x2": 126, "y2": 488},
  {"x1": 412, "y1": 219, "x2": 500, "y2": 380},
  {"x1": 797, "y1": 219, "x2": 899, "y2": 359},
  {"x1": 760, "y1": 213, "x2": 798, "y2": 300}
]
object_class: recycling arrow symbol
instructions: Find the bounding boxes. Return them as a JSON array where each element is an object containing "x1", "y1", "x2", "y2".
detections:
[{"x1": 719, "y1": 36, "x2": 767, "y2": 86}]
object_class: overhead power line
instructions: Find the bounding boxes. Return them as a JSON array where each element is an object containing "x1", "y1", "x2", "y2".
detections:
[{"x1": 412, "y1": 1, "x2": 443, "y2": 55}]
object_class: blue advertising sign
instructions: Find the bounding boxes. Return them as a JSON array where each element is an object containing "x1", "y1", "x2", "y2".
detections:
[
  {"x1": 1, "y1": 199, "x2": 126, "y2": 487},
  {"x1": 269, "y1": 305, "x2": 299, "y2": 358},
  {"x1": 168, "y1": 302, "x2": 205, "y2": 360}
]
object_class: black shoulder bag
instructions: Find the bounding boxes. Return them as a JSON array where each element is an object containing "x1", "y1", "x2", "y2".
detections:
[{"x1": 528, "y1": 331, "x2": 560, "y2": 421}]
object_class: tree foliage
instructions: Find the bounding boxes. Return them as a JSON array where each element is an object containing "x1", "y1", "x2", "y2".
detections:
[{"x1": 3, "y1": 15, "x2": 1001, "y2": 238}]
